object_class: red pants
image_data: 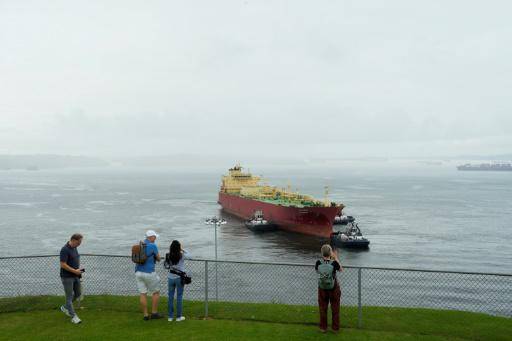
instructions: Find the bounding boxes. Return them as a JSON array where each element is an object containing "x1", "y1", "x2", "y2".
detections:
[{"x1": 318, "y1": 284, "x2": 341, "y2": 331}]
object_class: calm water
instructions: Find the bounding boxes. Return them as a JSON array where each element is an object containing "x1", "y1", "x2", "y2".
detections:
[{"x1": 1, "y1": 162, "x2": 511, "y2": 273}]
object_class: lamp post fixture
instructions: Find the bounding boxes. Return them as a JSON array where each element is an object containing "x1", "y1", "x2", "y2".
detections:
[{"x1": 205, "y1": 216, "x2": 226, "y2": 300}]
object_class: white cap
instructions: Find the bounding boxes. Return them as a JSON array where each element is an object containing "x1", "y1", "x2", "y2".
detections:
[{"x1": 145, "y1": 230, "x2": 159, "y2": 238}]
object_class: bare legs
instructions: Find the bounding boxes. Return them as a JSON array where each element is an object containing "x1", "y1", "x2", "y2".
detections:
[
  {"x1": 152, "y1": 292, "x2": 160, "y2": 314},
  {"x1": 140, "y1": 292, "x2": 160, "y2": 316}
]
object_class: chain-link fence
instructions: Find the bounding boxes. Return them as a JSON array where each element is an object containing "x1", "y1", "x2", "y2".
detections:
[{"x1": 0, "y1": 255, "x2": 510, "y2": 325}]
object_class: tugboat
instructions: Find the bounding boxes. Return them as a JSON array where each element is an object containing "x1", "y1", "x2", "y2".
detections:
[
  {"x1": 333, "y1": 213, "x2": 355, "y2": 225},
  {"x1": 245, "y1": 210, "x2": 277, "y2": 232},
  {"x1": 330, "y1": 220, "x2": 370, "y2": 249}
]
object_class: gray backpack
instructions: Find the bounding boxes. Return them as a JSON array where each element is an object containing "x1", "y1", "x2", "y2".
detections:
[{"x1": 317, "y1": 260, "x2": 335, "y2": 290}]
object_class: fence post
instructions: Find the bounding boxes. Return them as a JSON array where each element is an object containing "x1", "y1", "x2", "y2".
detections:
[
  {"x1": 358, "y1": 267, "x2": 362, "y2": 328},
  {"x1": 204, "y1": 260, "x2": 209, "y2": 319}
]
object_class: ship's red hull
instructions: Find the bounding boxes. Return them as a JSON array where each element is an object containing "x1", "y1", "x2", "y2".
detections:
[{"x1": 218, "y1": 192, "x2": 341, "y2": 238}]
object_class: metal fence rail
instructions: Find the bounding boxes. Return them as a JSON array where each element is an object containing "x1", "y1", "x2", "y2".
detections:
[{"x1": 0, "y1": 255, "x2": 510, "y2": 325}]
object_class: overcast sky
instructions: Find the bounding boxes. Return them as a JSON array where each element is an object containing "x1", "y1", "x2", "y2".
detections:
[{"x1": 1, "y1": 0, "x2": 511, "y2": 159}]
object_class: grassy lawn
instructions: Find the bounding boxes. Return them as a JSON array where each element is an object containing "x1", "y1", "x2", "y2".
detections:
[{"x1": 0, "y1": 296, "x2": 510, "y2": 340}]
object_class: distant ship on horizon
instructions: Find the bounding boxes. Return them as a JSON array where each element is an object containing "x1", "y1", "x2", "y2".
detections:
[{"x1": 457, "y1": 162, "x2": 512, "y2": 171}]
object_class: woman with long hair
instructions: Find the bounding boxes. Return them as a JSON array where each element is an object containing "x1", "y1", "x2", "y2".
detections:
[{"x1": 164, "y1": 240, "x2": 190, "y2": 321}]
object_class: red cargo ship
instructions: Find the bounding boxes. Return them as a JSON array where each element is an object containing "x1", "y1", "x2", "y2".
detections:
[{"x1": 218, "y1": 165, "x2": 343, "y2": 238}]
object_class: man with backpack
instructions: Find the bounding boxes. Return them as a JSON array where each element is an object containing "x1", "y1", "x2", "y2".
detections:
[
  {"x1": 134, "y1": 230, "x2": 162, "y2": 320},
  {"x1": 315, "y1": 244, "x2": 343, "y2": 333}
]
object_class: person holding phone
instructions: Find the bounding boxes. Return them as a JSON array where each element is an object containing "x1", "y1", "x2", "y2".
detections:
[
  {"x1": 135, "y1": 230, "x2": 162, "y2": 320},
  {"x1": 315, "y1": 244, "x2": 343, "y2": 333},
  {"x1": 164, "y1": 240, "x2": 191, "y2": 322},
  {"x1": 59, "y1": 233, "x2": 84, "y2": 324}
]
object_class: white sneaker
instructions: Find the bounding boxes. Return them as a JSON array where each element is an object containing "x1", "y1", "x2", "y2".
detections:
[
  {"x1": 60, "y1": 305, "x2": 71, "y2": 317},
  {"x1": 71, "y1": 315, "x2": 82, "y2": 324},
  {"x1": 168, "y1": 317, "x2": 173, "y2": 322},
  {"x1": 176, "y1": 316, "x2": 185, "y2": 322}
]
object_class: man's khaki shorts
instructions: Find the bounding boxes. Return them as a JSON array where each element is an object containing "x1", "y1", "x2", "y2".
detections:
[{"x1": 135, "y1": 271, "x2": 160, "y2": 294}]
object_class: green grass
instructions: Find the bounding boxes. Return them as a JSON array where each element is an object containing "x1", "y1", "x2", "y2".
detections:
[{"x1": 0, "y1": 296, "x2": 510, "y2": 340}]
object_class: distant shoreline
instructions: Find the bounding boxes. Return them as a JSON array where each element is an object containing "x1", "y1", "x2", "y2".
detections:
[{"x1": 0, "y1": 154, "x2": 109, "y2": 170}]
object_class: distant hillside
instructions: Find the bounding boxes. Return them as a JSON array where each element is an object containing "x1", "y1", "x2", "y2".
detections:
[
  {"x1": 0, "y1": 155, "x2": 109, "y2": 170},
  {"x1": 115, "y1": 154, "x2": 309, "y2": 168}
]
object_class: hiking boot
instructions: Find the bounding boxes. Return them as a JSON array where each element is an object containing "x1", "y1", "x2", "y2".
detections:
[
  {"x1": 176, "y1": 316, "x2": 186, "y2": 322},
  {"x1": 143, "y1": 315, "x2": 150, "y2": 321},
  {"x1": 151, "y1": 313, "x2": 163, "y2": 319},
  {"x1": 71, "y1": 315, "x2": 82, "y2": 324},
  {"x1": 60, "y1": 305, "x2": 71, "y2": 317}
]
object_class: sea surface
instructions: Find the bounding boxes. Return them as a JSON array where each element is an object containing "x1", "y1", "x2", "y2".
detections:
[{"x1": 1, "y1": 161, "x2": 511, "y2": 274}]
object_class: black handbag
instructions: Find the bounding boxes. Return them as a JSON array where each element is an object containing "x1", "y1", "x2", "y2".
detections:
[
  {"x1": 181, "y1": 274, "x2": 192, "y2": 285},
  {"x1": 169, "y1": 268, "x2": 191, "y2": 285}
]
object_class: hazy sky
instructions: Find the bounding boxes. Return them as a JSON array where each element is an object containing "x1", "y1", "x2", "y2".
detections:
[{"x1": 1, "y1": 1, "x2": 511, "y2": 159}]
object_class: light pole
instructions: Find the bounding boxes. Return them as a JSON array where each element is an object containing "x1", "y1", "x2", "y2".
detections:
[{"x1": 205, "y1": 216, "x2": 226, "y2": 301}]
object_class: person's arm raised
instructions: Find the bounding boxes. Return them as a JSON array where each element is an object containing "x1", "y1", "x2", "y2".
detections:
[
  {"x1": 332, "y1": 250, "x2": 343, "y2": 272},
  {"x1": 331, "y1": 249, "x2": 339, "y2": 261}
]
